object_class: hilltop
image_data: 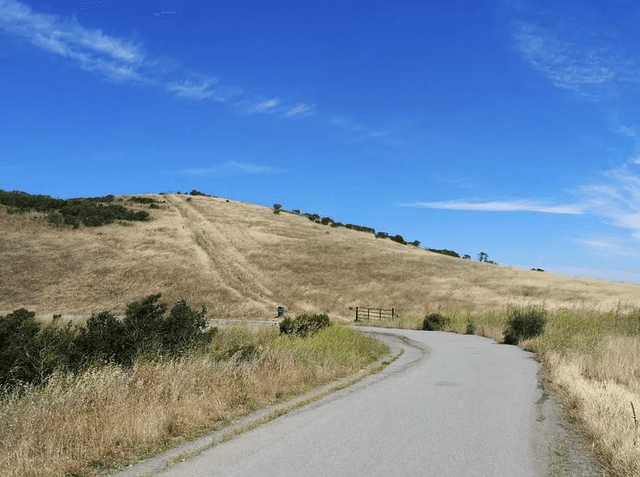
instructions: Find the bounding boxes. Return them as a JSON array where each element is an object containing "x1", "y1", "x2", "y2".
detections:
[{"x1": 1, "y1": 193, "x2": 639, "y2": 320}]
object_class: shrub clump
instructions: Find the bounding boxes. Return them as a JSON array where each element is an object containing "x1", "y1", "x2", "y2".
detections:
[
  {"x1": 0, "y1": 190, "x2": 149, "y2": 228},
  {"x1": 427, "y1": 248, "x2": 461, "y2": 258},
  {"x1": 129, "y1": 196, "x2": 157, "y2": 204},
  {"x1": 279, "y1": 312, "x2": 331, "y2": 337},
  {"x1": 422, "y1": 313, "x2": 450, "y2": 331},
  {"x1": 0, "y1": 295, "x2": 214, "y2": 391},
  {"x1": 502, "y1": 304, "x2": 547, "y2": 345}
]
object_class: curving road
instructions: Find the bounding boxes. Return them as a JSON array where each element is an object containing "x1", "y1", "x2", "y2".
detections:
[{"x1": 115, "y1": 328, "x2": 601, "y2": 477}]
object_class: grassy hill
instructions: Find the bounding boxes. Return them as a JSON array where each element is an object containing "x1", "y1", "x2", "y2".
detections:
[
  {"x1": 4, "y1": 192, "x2": 640, "y2": 475},
  {"x1": 2, "y1": 193, "x2": 639, "y2": 320}
]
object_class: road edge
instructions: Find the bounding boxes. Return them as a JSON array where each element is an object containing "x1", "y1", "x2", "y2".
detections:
[{"x1": 110, "y1": 329, "x2": 412, "y2": 477}]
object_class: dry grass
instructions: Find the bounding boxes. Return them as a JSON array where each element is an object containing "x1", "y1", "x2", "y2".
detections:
[
  {"x1": 4, "y1": 194, "x2": 640, "y2": 476},
  {"x1": 542, "y1": 341, "x2": 640, "y2": 476},
  {"x1": 1, "y1": 194, "x2": 639, "y2": 320},
  {"x1": 0, "y1": 324, "x2": 387, "y2": 477}
]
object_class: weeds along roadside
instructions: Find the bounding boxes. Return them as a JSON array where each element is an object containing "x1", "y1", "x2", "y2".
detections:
[
  {"x1": 356, "y1": 302, "x2": 640, "y2": 476},
  {"x1": 0, "y1": 309, "x2": 388, "y2": 477}
]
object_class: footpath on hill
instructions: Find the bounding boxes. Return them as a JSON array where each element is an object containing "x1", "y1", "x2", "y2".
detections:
[{"x1": 114, "y1": 328, "x2": 601, "y2": 477}]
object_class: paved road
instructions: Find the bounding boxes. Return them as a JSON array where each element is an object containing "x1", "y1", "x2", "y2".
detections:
[{"x1": 116, "y1": 328, "x2": 601, "y2": 477}]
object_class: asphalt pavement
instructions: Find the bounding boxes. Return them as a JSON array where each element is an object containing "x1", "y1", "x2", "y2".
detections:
[{"x1": 114, "y1": 328, "x2": 602, "y2": 477}]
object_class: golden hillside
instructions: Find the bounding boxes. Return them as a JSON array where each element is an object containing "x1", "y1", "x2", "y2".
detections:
[{"x1": 1, "y1": 193, "x2": 639, "y2": 320}]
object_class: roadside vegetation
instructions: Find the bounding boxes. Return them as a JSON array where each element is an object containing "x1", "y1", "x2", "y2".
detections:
[
  {"x1": 357, "y1": 302, "x2": 640, "y2": 476},
  {"x1": 0, "y1": 298, "x2": 388, "y2": 477}
]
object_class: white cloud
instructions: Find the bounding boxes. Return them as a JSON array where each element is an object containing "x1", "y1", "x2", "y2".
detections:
[
  {"x1": 512, "y1": 21, "x2": 633, "y2": 99},
  {"x1": 180, "y1": 161, "x2": 281, "y2": 176},
  {"x1": 0, "y1": 0, "x2": 146, "y2": 82},
  {"x1": 399, "y1": 199, "x2": 584, "y2": 214},
  {"x1": 227, "y1": 161, "x2": 280, "y2": 173},
  {"x1": 575, "y1": 237, "x2": 639, "y2": 257},
  {"x1": 164, "y1": 77, "x2": 239, "y2": 101},
  {"x1": 404, "y1": 168, "x2": 640, "y2": 241},
  {"x1": 284, "y1": 103, "x2": 313, "y2": 117},
  {"x1": 167, "y1": 79, "x2": 215, "y2": 100},
  {"x1": 580, "y1": 168, "x2": 640, "y2": 236},
  {"x1": 0, "y1": 1, "x2": 394, "y2": 146},
  {"x1": 248, "y1": 99, "x2": 279, "y2": 114}
]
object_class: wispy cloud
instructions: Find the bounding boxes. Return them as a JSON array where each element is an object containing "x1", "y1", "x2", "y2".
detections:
[
  {"x1": 330, "y1": 115, "x2": 390, "y2": 143},
  {"x1": 0, "y1": 0, "x2": 400, "y2": 158},
  {"x1": 512, "y1": 20, "x2": 635, "y2": 99},
  {"x1": 0, "y1": 0, "x2": 147, "y2": 82},
  {"x1": 580, "y1": 168, "x2": 640, "y2": 239},
  {"x1": 0, "y1": 0, "x2": 320, "y2": 122},
  {"x1": 399, "y1": 199, "x2": 584, "y2": 215},
  {"x1": 574, "y1": 237, "x2": 639, "y2": 257},
  {"x1": 618, "y1": 125, "x2": 637, "y2": 137},
  {"x1": 167, "y1": 78, "x2": 218, "y2": 100},
  {"x1": 285, "y1": 103, "x2": 313, "y2": 118},
  {"x1": 402, "y1": 167, "x2": 640, "y2": 250},
  {"x1": 180, "y1": 161, "x2": 281, "y2": 176},
  {"x1": 248, "y1": 99, "x2": 280, "y2": 114}
]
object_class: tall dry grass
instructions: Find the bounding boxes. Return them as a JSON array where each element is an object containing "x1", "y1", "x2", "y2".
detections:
[
  {"x1": 542, "y1": 341, "x2": 640, "y2": 476},
  {"x1": 0, "y1": 324, "x2": 387, "y2": 477}
]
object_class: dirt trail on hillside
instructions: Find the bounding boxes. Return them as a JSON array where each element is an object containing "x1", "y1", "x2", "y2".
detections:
[{"x1": 164, "y1": 195, "x2": 277, "y2": 313}]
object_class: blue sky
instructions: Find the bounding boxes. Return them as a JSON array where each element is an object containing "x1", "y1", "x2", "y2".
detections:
[{"x1": 1, "y1": 0, "x2": 639, "y2": 284}]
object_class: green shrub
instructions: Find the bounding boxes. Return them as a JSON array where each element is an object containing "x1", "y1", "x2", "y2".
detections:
[
  {"x1": 422, "y1": 313, "x2": 450, "y2": 331},
  {"x1": 0, "y1": 309, "x2": 42, "y2": 387},
  {"x1": 0, "y1": 190, "x2": 150, "y2": 228},
  {"x1": 160, "y1": 299, "x2": 209, "y2": 354},
  {"x1": 427, "y1": 248, "x2": 461, "y2": 258},
  {"x1": 129, "y1": 196, "x2": 157, "y2": 204},
  {"x1": 36, "y1": 315, "x2": 78, "y2": 377},
  {"x1": 280, "y1": 313, "x2": 331, "y2": 337},
  {"x1": 74, "y1": 311, "x2": 129, "y2": 367},
  {"x1": 122, "y1": 294, "x2": 168, "y2": 355},
  {"x1": 390, "y1": 234, "x2": 406, "y2": 245},
  {"x1": 503, "y1": 305, "x2": 546, "y2": 345}
]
